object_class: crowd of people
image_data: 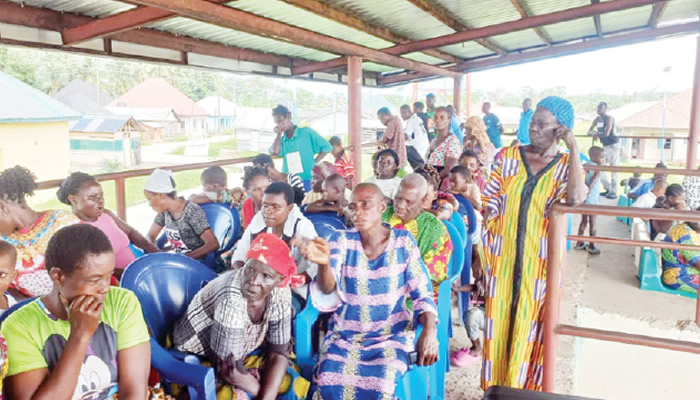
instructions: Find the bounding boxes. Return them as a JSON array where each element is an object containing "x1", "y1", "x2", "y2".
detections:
[{"x1": 0, "y1": 95, "x2": 696, "y2": 399}]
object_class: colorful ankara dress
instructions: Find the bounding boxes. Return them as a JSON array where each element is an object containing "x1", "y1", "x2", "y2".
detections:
[
  {"x1": 383, "y1": 207, "x2": 453, "y2": 297},
  {"x1": 1, "y1": 210, "x2": 79, "y2": 297},
  {"x1": 310, "y1": 229, "x2": 437, "y2": 399},
  {"x1": 661, "y1": 223, "x2": 700, "y2": 294},
  {"x1": 480, "y1": 146, "x2": 571, "y2": 391}
]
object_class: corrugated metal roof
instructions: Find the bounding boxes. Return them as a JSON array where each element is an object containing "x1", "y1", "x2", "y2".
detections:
[
  {"x1": 146, "y1": 17, "x2": 338, "y2": 62},
  {"x1": 490, "y1": 29, "x2": 546, "y2": 51},
  {"x1": 619, "y1": 89, "x2": 693, "y2": 130},
  {"x1": 660, "y1": 0, "x2": 700, "y2": 24},
  {"x1": 439, "y1": 0, "x2": 522, "y2": 29},
  {"x1": 71, "y1": 114, "x2": 133, "y2": 133},
  {"x1": 0, "y1": 71, "x2": 82, "y2": 123},
  {"x1": 601, "y1": 4, "x2": 654, "y2": 33},
  {"x1": 7, "y1": 0, "x2": 134, "y2": 18},
  {"x1": 525, "y1": 0, "x2": 592, "y2": 16},
  {"x1": 438, "y1": 42, "x2": 494, "y2": 59},
  {"x1": 230, "y1": 0, "x2": 393, "y2": 50},
  {"x1": 542, "y1": 17, "x2": 597, "y2": 43}
]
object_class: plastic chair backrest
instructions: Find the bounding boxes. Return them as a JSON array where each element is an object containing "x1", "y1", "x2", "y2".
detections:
[
  {"x1": 305, "y1": 212, "x2": 346, "y2": 240},
  {"x1": 443, "y1": 221, "x2": 465, "y2": 277},
  {"x1": 120, "y1": 253, "x2": 217, "y2": 343},
  {"x1": 449, "y1": 211, "x2": 468, "y2": 246},
  {"x1": 454, "y1": 194, "x2": 477, "y2": 236}
]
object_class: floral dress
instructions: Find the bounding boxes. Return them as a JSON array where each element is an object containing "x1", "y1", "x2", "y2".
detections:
[
  {"x1": 661, "y1": 223, "x2": 700, "y2": 294},
  {"x1": 426, "y1": 134, "x2": 462, "y2": 168}
]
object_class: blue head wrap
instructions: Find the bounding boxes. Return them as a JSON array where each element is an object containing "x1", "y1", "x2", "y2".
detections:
[{"x1": 536, "y1": 96, "x2": 575, "y2": 130}]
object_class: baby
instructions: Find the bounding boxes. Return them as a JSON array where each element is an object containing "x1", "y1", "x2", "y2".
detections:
[{"x1": 0, "y1": 241, "x2": 18, "y2": 315}]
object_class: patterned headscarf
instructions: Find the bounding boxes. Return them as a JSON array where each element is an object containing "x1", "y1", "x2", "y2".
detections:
[
  {"x1": 464, "y1": 116, "x2": 496, "y2": 167},
  {"x1": 247, "y1": 233, "x2": 297, "y2": 287},
  {"x1": 312, "y1": 161, "x2": 337, "y2": 180},
  {"x1": 536, "y1": 96, "x2": 575, "y2": 130}
]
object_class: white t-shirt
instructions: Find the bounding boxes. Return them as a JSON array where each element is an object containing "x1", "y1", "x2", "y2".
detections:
[
  {"x1": 632, "y1": 192, "x2": 657, "y2": 208},
  {"x1": 0, "y1": 293, "x2": 17, "y2": 317},
  {"x1": 404, "y1": 114, "x2": 430, "y2": 158},
  {"x1": 365, "y1": 176, "x2": 402, "y2": 200}
]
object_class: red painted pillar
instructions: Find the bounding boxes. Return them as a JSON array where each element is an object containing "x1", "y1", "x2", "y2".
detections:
[
  {"x1": 412, "y1": 82, "x2": 419, "y2": 105},
  {"x1": 687, "y1": 36, "x2": 700, "y2": 169},
  {"x1": 465, "y1": 73, "x2": 472, "y2": 118},
  {"x1": 453, "y1": 74, "x2": 463, "y2": 115},
  {"x1": 348, "y1": 56, "x2": 363, "y2": 185}
]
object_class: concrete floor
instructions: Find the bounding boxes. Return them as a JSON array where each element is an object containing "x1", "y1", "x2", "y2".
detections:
[{"x1": 443, "y1": 197, "x2": 699, "y2": 399}]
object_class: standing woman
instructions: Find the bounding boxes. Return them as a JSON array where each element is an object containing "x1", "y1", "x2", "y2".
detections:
[
  {"x1": 57, "y1": 172, "x2": 158, "y2": 274},
  {"x1": 463, "y1": 116, "x2": 496, "y2": 171},
  {"x1": 480, "y1": 97, "x2": 586, "y2": 391},
  {"x1": 0, "y1": 166, "x2": 78, "y2": 298},
  {"x1": 241, "y1": 166, "x2": 271, "y2": 229},
  {"x1": 425, "y1": 107, "x2": 462, "y2": 181}
]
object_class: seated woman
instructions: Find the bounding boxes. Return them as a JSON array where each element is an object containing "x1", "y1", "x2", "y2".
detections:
[
  {"x1": 252, "y1": 154, "x2": 306, "y2": 205},
  {"x1": 173, "y1": 233, "x2": 309, "y2": 400},
  {"x1": 57, "y1": 172, "x2": 158, "y2": 274},
  {"x1": 144, "y1": 169, "x2": 220, "y2": 260},
  {"x1": 661, "y1": 216, "x2": 700, "y2": 295},
  {"x1": 415, "y1": 166, "x2": 458, "y2": 221},
  {"x1": 1, "y1": 224, "x2": 150, "y2": 400},
  {"x1": 0, "y1": 166, "x2": 78, "y2": 298},
  {"x1": 365, "y1": 149, "x2": 403, "y2": 200},
  {"x1": 305, "y1": 183, "x2": 438, "y2": 399},
  {"x1": 240, "y1": 166, "x2": 272, "y2": 229}
]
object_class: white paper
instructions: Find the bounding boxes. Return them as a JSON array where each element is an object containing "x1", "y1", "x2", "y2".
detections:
[{"x1": 286, "y1": 151, "x2": 304, "y2": 175}]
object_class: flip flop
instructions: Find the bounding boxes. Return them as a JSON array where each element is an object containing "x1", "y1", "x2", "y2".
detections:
[{"x1": 586, "y1": 245, "x2": 601, "y2": 255}]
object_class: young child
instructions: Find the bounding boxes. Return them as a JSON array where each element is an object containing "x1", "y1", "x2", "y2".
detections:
[
  {"x1": 575, "y1": 146, "x2": 604, "y2": 255},
  {"x1": 329, "y1": 136, "x2": 356, "y2": 188},
  {"x1": 144, "y1": 169, "x2": 220, "y2": 260},
  {"x1": 449, "y1": 165, "x2": 484, "y2": 281},
  {"x1": 302, "y1": 162, "x2": 338, "y2": 206},
  {"x1": 450, "y1": 280, "x2": 485, "y2": 367},
  {"x1": 460, "y1": 149, "x2": 487, "y2": 192},
  {"x1": 415, "y1": 167, "x2": 458, "y2": 221},
  {"x1": 0, "y1": 241, "x2": 17, "y2": 316},
  {"x1": 365, "y1": 149, "x2": 403, "y2": 200},
  {"x1": 304, "y1": 174, "x2": 350, "y2": 221},
  {"x1": 189, "y1": 166, "x2": 245, "y2": 207}
]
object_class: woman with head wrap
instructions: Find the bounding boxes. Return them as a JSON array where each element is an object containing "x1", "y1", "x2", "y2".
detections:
[
  {"x1": 463, "y1": 116, "x2": 496, "y2": 171},
  {"x1": 478, "y1": 96, "x2": 586, "y2": 391},
  {"x1": 173, "y1": 233, "x2": 310, "y2": 399}
]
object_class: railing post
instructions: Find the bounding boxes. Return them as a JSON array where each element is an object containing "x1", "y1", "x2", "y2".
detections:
[
  {"x1": 115, "y1": 177, "x2": 126, "y2": 221},
  {"x1": 543, "y1": 208, "x2": 566, "y2": 392}
]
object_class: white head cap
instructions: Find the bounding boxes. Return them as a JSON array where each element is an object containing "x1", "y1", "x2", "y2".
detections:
[{"x1": 144, "y1": 169, "x2": 175, "y2": 194}]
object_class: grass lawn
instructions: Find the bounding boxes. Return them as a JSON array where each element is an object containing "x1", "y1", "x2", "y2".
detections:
[{"x1": 169, "y1": 138, "x2": 257, "y2": 158}]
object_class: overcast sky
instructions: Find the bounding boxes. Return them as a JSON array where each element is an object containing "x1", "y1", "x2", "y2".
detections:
[{"x1": 273, "y1": 33, "x2": 698, "y2": 97}]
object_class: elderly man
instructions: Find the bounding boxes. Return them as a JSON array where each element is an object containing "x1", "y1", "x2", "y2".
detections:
[
  {"x1": 231, "y1": 182, "x2": 317, "y2": 310},
  {"x1": 383, "y1": 174, "x2": 453, "y2": 296},
  {"x1": 305, "y1": 183, "x2": 438, "y2": 399},
  {"x1": 270, "y1": 104, "x2": 332, "y2": 191},
  {"x1": 378, "y1": 107, "x2": 407, "y2": 170}
]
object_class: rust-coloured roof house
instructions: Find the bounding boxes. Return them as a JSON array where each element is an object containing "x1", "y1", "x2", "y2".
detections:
[
  {"x1": 109, "y1": 78, "x2": 209, "y2": 117},
  {"x1": 619, "y1": 89, "x2": 693, "y2": 131}
]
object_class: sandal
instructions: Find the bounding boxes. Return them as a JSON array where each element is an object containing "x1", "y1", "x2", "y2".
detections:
[{"x1": 574, "y1": 242, "x2": 586, "y2": 250}]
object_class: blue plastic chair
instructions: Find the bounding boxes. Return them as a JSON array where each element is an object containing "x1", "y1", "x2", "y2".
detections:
[
  {"x1": 454, "y1": 199, "x2": 476, "y2": 329},
  {"x1": 157, "y1": 203, "x2": 240, "y2": 270},
  {"x1": 295, "y1": 293, "x2": 432, "y2": 400},
  {"x1": 449, "y1": 211, "x2": 468, "y2": 247},
  {"x1": 305, "y1": 212, "x2": 347, "y2": 240},
  {"x1": 433, "y1": 221, "x2": 465, "y2": 400},
  {"x1": 121, "y1": 253, "x2": 218, "y2": 400}
]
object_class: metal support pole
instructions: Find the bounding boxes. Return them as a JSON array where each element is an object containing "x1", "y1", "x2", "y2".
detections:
[
  {"x1": 686, "y1": 36, "x2": 700, "y2": 169},
  {"x1": 465, "y1": 73, "x2": 472, "y2": 118},
  {"x1": 348, "y1": 56, "x2": 363, "y2": 185},
  {"x1": 543, "y1": 210, "x2": 565, "y2": 392},
  {"x1": 453, "y1": 74, "x2": 463, "y2": 116}
]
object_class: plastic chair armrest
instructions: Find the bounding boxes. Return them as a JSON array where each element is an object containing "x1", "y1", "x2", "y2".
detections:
[{"x1": 150, "y1": 338, "x2": 216, "y2": 400}]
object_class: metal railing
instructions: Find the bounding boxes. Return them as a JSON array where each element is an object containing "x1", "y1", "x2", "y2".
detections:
[
  {"x1": 543, "y1": 167, "x2": 700, "y2": 392},
  {"x1": 35, "y1": 141, "x2": 383, "y2": 221}
]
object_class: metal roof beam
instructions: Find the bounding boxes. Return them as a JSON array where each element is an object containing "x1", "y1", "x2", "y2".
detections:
[
  {"x1": 648, "y1": 1, "x2": 669, "y2": 28},
  {"x1": 127, "y1": 0, "x2": 461, "y2": 78},
  {"x1": 510, "y1": 0, "x2": 552, "y2": 46},
  {"x1": 378, "y1": 21, "x2": 700, "y2": 86},
  {"x1": 404, "y1": 0, "x2": 506, "y2": 55},
  {"x1": 0, "y1": 0, "x2": 293, "y2": 66},
  {"x1": 386, "y1": 0, "x2": 662, "y2": 55},
  {"x1": 61, "y1": 0, "x2": 230, "y2": 45},
  {"x1": 279, "y1": 0, "x2": 460, "y2": 63},
  {"x1": 592, "y1": 0, "x2": 604, "y2": 37}
]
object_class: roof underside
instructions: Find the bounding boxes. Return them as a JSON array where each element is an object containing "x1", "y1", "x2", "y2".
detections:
[{"x1": 0, "y1": 0, "x2": 697, "y2": 86}]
